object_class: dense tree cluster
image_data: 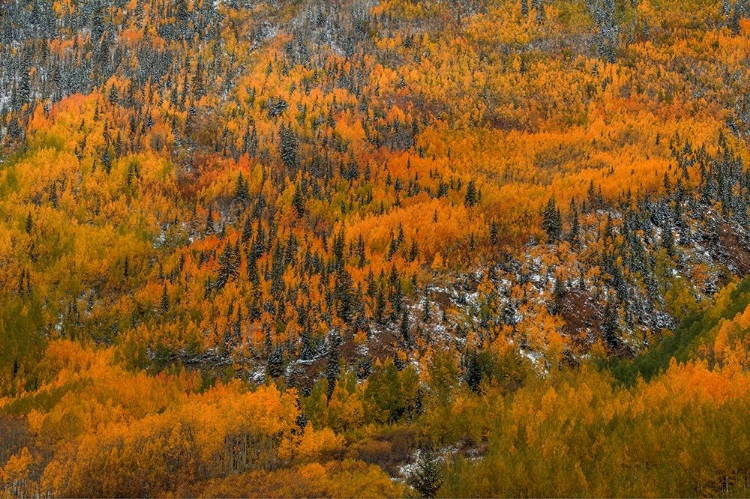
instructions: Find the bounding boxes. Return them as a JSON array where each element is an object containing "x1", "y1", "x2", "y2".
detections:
[{"x1": 0, "y1": 0, "x2": 749, "y2": 496}]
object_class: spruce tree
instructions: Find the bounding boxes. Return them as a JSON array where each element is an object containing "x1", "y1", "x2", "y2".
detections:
[
  {"x1": 568, "y1": 199, "x2": 580, "y2": 246},
  {"x1": 160, "y1": 283, "x2": 169, "y2": 314},
  {"x1": 325, "y1": 342, "x2": 340, "y2": 400},
  {"x1": 542, "y1": 198, "x2": 562, "y2": 242},
  {"x1": 234, "y1": 173, "x2": 250, "y2": 207},
  {"x1": 464, "y1": 180, "x2": 478, "y2": 207},
  {"x1": 409, "y1": 449, "x2": 443, "y2": 499},
  {"x1": 215, "y1": 241, "x2": 240, "y2": 290},
  {"x1": 464, "y1": 351, "x2": 483, "y2": 393},
  {"x1": 267, "y1": 345, "x2": 284, "y2": 378}
]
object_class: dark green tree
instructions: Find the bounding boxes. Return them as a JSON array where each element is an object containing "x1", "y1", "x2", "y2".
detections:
[
  {"x1": 542, "y1": 198, "x2": 562, "y2": 242},
  {"x1": 215, "y1": 241, "x2": 240, "y2": 290},
  {"x1": 409, "y1": 449, "x2": 443, "y2": 498},
  {"x1": 464, "y1": 180, "x2": 478, "y2": 207},
  {"x1": 234, "y1": 173, "x2": 250, "y2": 207}
]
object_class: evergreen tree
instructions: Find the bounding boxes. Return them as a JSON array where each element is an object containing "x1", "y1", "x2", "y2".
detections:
[
  {"x1": 464, "y1": 351, "x2": 482, "y2": 393},
  {"x1": 409, "y1": 449, "x2": 443, "y2": 499},
  {"x1": 400, "y1": 308, "x2": 410, "y2": 345},
  {"x1": 234, "y1": 173, "x2": 250, "y2": 207},
  {"x1": 568, "y1": 199, "x2": 580, "y2": 246},
  {"x1": 215, "y1": 241, "x2": 240, "y2": 290},
  {"x1": 334, "y1": 268, "x2": 353, "y2": 322},
  {"x1": 603, "y1": 299, "x2": 619, "y2": 350},
  {"x1": 357, "y1": 235, "x2": 367, "y2": 268},
  {"x1": 551, "y1": 275, "x2": 565, "y2": 315},
  {"x1": 489, "y1": 220, "x2": 499, "y2": 245},
  {"x1": 464, "y1": 180, "x2": 478, "y2": 207},
  {"x1": 422, "y1": 292, "x2": 431, "y2": 323},
  {"x1": 279, "y1": 123, "x2": 298, "y2": 169},
  {"x1": 204, "y1": 205, "x2": 215, "y2": 236},
  {"x1": 325, "y1": 341, "x2": 340, "y2": 400},
  {"x1": 267, "y1": 345, "x2": 284, "y2": 378},
  {"x1": 241, "y1": 217, "x2": 253, "y2": 245},
  {"x1": 662, "y1": 225, "x2": 675, "y2": 256},
  {"x1": 542, "y1": 198, "x2": 562, "y2": 242},
  {"x1": 535, "y1": 0, "x2": 546, "y2": 22},
  {"x1": 292, "y1": 185, "x2": 305, "y2": 218},
  {"x1": 247, "y1": 254, "x2": 259, "y2": 285},
  {"x1": 18, "y1": 62, "x2": 31, "y2": 106},
  {"x1": 300, "y1": 330, "x2": 314, "y2": 361}
]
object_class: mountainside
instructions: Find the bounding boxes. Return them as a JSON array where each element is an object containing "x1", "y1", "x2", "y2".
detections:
[{"x1": 1, "y1": 0, "x2": 750, "y2": 497}]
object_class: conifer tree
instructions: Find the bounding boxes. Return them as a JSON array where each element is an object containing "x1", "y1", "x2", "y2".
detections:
[
  {"x1": 215, "y1": 241, "x2": 240, "y2": 290},
  {"x1": 234, "y1": 173, "x2": 250, "y2": 207},
  {"x1": 542, "y1": 198, "x2": 562, "y2": 242},
  {"x1": 409, "y1": 449, "x2": 443, "y2": 498},
  {"x1": 464, "y1": 180, "x2": 478, "y2": 207}
]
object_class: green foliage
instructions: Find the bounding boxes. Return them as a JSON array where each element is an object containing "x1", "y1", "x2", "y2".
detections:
[
  {"x1": 409, "y1": 449, "x2": 443, "y2": 499},
  {"x1": 439, "y1": 364, "x2": 750, "y2": 498},
  {"x1": 609, "y1": 276, "x2": 750, "y2": 385},
  {"x1": 364, "y1": 361, "x2": 420, "y2": 425},
  {"x1": 0, "y1": 296, "x2": 46, "y2": 396}
]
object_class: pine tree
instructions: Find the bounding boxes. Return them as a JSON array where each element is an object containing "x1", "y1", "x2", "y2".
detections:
[
  {"x1": 662, "y1": 225, "x2": 674, "y2": 256},
  {"x1": 247, "y1": 254, "x2": 259, "y2": 285},
  {"x1": 204, "y1": 205, "x2": 215, "y2": 236},
  {"x1": 234, "y1": 173, "x2": 250, "y2": 207},
  {"x1": 400, "y1": 308, "x2": 410, "y2": 345},
  {"x1": 334, "y1": 268, "x2": 353, "y2": 322},
  {"x1": 292, "y1": 186, "x2": 305, "y2": 218},
  {"x1": 603, "y1": 299, "x2": 619, "y2": 350},
  {"x1": 325, "y1": 341, "x2": 340, "y2": 400},
  {"x1": 568, "y1": 199, "x2": 580, "y2": 246},
  {"x1": 18, "y1": 62, "x2": 31, "y2": 106},
  {"x1": 91, "y1": 4, "x2": 105, "y2": 43},
  {"x1": 101, "y1": 147, "x2": 111, "y2": 174},
  {"x1": 215, "y1": 241, "x2": 240, "y2": 290},
  {"x1": 49, "y1": 181, "x2": 58, "y2": 208},
  {"x1": 279, "y1": 123, "x2": 298, "y2": 169},
  {"x1": 409, "y1": 239, "x2": 419, "y2": 262},
  {"x1": 375, "y1": 286, "x2": 386, "y2": 323},
  {"x1": 108, "y1": 84, "x2": 119, "y2": 106},
  {"x1": 586, "y1": 180, "x2": 598, "y2": 212},
  {"x1": 729, "y1": 3, "x2": 741, "y2": 35},
  {"x1": 535, "y1": 0, "x2": 546, "y2": 22},
  {"x1": 300, "y1": 330, "x2": 314, "y2": 361},
  {"x1": 552, "y1": 275, "x2": 565, "y2": 315},
  {"x1": 464, "y1": 351, "x2": 483, "y2": 393},
  {"x1": 267, "y1": 345, "x2": 284, "y2": 378},
  {"x1": 464, "y1": 180, "x2": 478, "y2": 207},
  {"x1": 357, "y1": 235, "x2": 367, "y2": 268},
  {"x1": 422, "y1": 292, "x2": 431, "y2": 323},
  {"x1": 489, "y1": 220, "x2": 499, "y2": 245},
  {"x1": 332, "y1": 228, "x2": 346, "y2": 269},
  {"x1": 241, "y1": 217, "x2": 253, "y2": 245},
  {"x1": 542, "y1": 198, "x2": 562, "y2": 242},
  {"x1": 160, "y1": 283, "x2": 169, "y2": 313},
  {"x1": 409, "y1": 449, "x2": 443, "y2": 499}
]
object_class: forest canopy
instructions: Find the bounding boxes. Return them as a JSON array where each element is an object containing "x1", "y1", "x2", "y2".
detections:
[{"x1": 0, "y1": 0, "x2": 749, "y2": 496}]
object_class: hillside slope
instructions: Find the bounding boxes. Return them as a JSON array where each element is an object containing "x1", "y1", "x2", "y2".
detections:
[{"x1": 1, "y1": 0, "x2": 750, "y2": 496}]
